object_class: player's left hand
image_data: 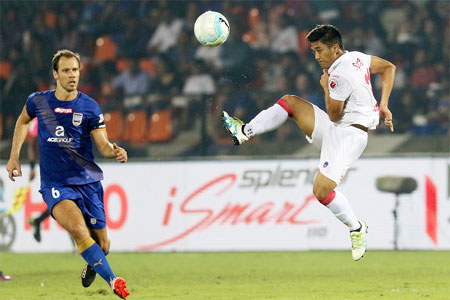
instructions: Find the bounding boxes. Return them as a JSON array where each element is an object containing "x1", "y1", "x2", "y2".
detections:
[
  {"x1": 320, "y1": 69, "x2": 329, "y2": 90},
  {"x1": 113, "y1": 143, "x2": 128, "y2": 163},
  {"x1": 379, "y1": 106, "x2": 394, "y2": 132}
]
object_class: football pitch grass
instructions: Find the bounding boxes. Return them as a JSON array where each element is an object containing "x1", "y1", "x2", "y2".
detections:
[{"x1": 2, "y1": 251, "x2": 449, "y2": 300}]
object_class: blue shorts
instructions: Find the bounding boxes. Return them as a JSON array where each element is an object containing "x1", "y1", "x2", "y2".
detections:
[{"x1": 40, "y1": 181, "x2": 106, "y2": 229}]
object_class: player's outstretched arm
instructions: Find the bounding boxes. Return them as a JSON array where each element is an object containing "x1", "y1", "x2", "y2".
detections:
[
  {"x1": 91, "y1": 129, "x2": 128, "y2": 163},
  {"x1": 7, "y1": 106, "x2": 32, "y2": 181},
  {"x1": 370, "y1": 56, "x2": 396, "y2": 132}
]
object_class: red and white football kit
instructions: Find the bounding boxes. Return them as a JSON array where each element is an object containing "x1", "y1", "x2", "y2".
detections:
[{"x1": 307, "y1": 51, "x2": 379, "y2": 184}]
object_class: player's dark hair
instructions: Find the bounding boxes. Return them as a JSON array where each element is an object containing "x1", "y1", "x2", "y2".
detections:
[
  {"x1": 52, "y1": 49, "x2": 81, "y2": 71},
  {"x1": 306, "y1": 24, "x2": 344, "y2": 50}
]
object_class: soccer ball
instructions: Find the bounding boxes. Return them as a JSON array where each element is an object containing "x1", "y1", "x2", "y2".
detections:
[{"x1": 194, "y1": 11, "x2": 230, "y2": 47}]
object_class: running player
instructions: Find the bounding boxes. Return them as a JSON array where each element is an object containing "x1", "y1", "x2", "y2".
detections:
[
  {"x1": 223, "y1": 24, "x2": 396, "y2": 261},
  {"x1": 6, "y1": 49, "x2": 130, "y2": 299}
]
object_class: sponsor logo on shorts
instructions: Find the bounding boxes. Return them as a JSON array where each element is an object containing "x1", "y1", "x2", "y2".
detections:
[
  {"x1": 90, "y1": 218, "x2": 97, "y2": 225},
  {"x1": 323, "y1": 162, "x2": 329, "y2": 168}
]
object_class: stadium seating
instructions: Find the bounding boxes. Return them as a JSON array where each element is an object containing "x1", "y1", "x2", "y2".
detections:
[
  {"x1": 123, "y1": 110, "x2": 147, "y2": 145},
  {"x1": 147, "y1": 109, "x2": 173, "y2": 142},
  {"x1": 0, "y1": 61, "x2": 11, "y2": 79},
  {"x1": 94, "y1": 35, "x2": 117, "y2": 62},
  {"x1": 104, "y1": 111, "x2": 124, "y2": 141}
]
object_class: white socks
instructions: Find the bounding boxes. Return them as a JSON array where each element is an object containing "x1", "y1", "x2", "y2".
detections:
[
  {"x1": 326, "y1": 190, "x2": 360, "y2": 231},
  {"x1": 244, "y1": 104, "x2": 288, "y2": 137}
]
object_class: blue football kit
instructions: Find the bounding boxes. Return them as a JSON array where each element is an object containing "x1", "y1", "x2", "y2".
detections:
[{"x1": 26, "y1": 90, "x2": 107, "y2": 229}]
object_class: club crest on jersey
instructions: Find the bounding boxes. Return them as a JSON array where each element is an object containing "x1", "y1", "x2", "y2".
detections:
[
  {"x1": 329, "y1": 80, "x2": 337, "y2": 89},
  {"x1": 72, "y1": 113, "x2": 83, "y2": 126}
]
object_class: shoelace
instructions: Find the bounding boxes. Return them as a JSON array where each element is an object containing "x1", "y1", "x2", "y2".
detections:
[{"x1": 350, "y1": 232, "x2": 364, "y2": 249}]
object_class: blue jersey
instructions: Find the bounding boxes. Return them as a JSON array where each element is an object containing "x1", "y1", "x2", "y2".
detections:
[{"x1": 26, "y1": 90, "x2": 105, "y2": 188}]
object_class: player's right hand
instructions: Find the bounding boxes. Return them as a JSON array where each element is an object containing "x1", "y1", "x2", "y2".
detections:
[
  {"x1": 379, "y1": 106, "x2": 394, "y2": 132},
  {"x1": 6, "y1": 158, "x2": 22, "y2": 181}
]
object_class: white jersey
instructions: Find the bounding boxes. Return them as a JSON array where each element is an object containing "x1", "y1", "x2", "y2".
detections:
[{"x1": 327, "y1": 51, "x2": 379, "y2": 129}]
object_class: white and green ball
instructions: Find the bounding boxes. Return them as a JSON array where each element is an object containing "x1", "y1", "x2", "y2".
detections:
[{"x1": 194, "y1": 11, "x2": 230, "y2": 47}]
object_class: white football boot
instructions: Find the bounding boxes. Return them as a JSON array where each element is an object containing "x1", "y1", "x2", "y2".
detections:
[{"x1": 350, "y1": 221, "x2": 368, "y2": 261}]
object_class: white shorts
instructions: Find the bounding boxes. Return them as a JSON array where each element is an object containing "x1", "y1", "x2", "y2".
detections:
[{"x1": 306, "y1": 105, "x2": 368, "y2": 185}]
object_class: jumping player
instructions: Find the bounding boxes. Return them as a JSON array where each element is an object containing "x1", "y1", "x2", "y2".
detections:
[
  {"x1": 6, "y1": 49, "x2": 130, "y2": 298},
  {"x1": 223, "y1": 24, "x2": 395, "y2": 260}
]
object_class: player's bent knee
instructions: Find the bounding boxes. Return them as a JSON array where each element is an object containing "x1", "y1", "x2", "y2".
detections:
[
  {"x1": 276, "y1": 96, "x2": 293, "y2": 117},
  {"x1": 70, "y1": 224, "x2": 90, "y2": 243},
  {"x1": 313, "y1": 182, "x2": 335, "y2": 201}
]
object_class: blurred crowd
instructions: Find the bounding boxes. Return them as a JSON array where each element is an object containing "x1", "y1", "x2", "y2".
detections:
[{"x1": 1, "y1": 0, "x2": 449, "y2": 156}]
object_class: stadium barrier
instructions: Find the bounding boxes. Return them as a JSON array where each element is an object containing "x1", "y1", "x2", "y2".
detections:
[{"x1": 1, "y1": 157, "x2": 449, "y2": 252}]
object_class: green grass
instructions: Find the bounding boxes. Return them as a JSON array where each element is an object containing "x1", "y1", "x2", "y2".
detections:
[{"x1": 1, "y1": 251, "x2": 449, "y2": 300}]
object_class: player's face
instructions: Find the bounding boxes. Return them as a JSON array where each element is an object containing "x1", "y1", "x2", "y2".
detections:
[
  {"x1": 310, "y1": 41, "x2": 339, "y2": 69},
  {"x1": 54, "y1": 56, "x2": 80, "y2": 92}
]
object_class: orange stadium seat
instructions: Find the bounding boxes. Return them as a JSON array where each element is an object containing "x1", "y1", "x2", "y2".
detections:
[
  {"x1": 147, "y1": 109, "x2": 173, "y2": 142},
  {"x1": 44, "y1": 11, "x2": 57, "y2": 28},
  {"x1": 104, "y1": 111, "x2": 124, "y2": 141},
  {"x1": 0, "y1": 61, "x2": 11, "y2": 79},
  {"x1": 94, "y1": 35, "x2": 117, "y2": 62},
  {"x1": 124, "y1": 110, "x2": 147, "y2": 145}
]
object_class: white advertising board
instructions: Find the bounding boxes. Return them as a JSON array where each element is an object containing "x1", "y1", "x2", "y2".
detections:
[{"x1": 1, "y1": 157, "x2": 449, "y2": 252}]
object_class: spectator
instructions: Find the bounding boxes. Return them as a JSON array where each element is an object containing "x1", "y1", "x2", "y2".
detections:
[
  {"x1": 111, "y1": 56, "x2": 152, "y2": 111},
  {"x1": 147, "y1": 8, "x2": 184, "y2": 55}
]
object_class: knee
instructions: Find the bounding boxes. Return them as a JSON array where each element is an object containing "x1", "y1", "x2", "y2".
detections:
[
  {"x1": 313, "y1": 183, "x2": 334, "y2": 201},
  {"x1": 280, "y1": 95, "x2": 296, "y2": 107},
  {"x1": 97, "y1": 238, "x2": 111, "y2": 254},
  {"x1": 69, "y1": 224, "x2": 90, "y2": 243}
]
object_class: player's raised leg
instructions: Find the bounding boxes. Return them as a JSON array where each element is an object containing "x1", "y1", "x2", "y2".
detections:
[
  {"x1": 223, "y1": 94, "x2": 315, "y2": 145},
  {"x1": 313, "y1": 172, "x2": 367, "y2": 261},
  {"x1": 52, "y1": 200, "x2": 129, "y2": 299}
]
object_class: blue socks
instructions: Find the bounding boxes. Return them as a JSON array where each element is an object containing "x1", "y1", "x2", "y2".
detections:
[{"x1": 78, "y1": 237, "x2": 115, "y2": 285}]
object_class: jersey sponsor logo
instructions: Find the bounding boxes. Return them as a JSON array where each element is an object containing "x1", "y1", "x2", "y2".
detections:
[
  {"x1": 49, "y1": 125, "x2": 72, "y2": 142},
  {"x1": 73, "y1": 113, "x2": 83, "y2": 126},
  {"x1": 47, "y1": 137, "x2": 74, "y2": 143},
  {"x1": 352, "y1": 58, "x2": 363, "y2": 71},
  {"x1": 54, "y1": 107, "x2": 73, "y2": 114}
]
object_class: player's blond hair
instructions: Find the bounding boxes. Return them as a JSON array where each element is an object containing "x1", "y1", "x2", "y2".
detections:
[{"x1": 52, "y1": 49, "x2": 81, "y2": 71}]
